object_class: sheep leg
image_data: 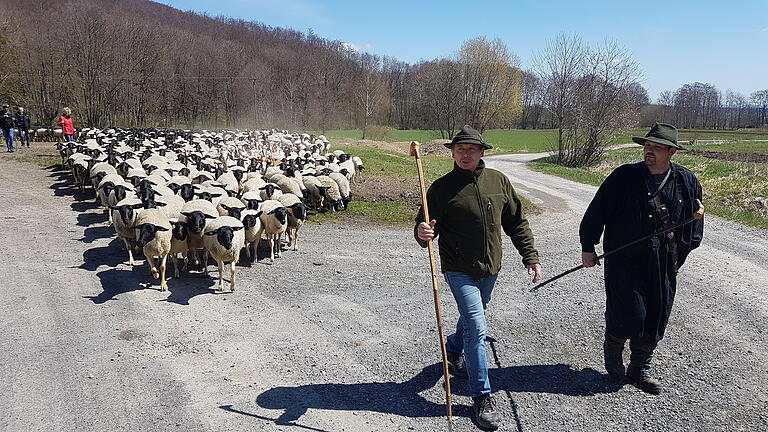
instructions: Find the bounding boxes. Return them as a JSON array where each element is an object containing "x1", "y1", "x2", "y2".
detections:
[
  {"x1": 170, "y1": 254, "x2": 180, "y2": 279},
  {"x1": 203, "y1": 251, "x2": 209, "y2": 276},
  {"x1": 230, "y1": 261, "x2": 236, "y2": 292},
  {"x1": 276, "y1": 233, "x2": 283, "y2": 258},
  {"x1": 269, "y1": 236, "x2": 275, "y2": 262},
  {"x1": 160, "y1": 254, "x2": 168, "y2": 291},
  {"x1": 122, "y1": 237, "x2": 135, "y2": 266},
  {"x1": 147, "y1": 255, "x2": 158, "y2": 280},
  {"x1": 217, "y1": 260, "x2": 224, "y2": 291}
]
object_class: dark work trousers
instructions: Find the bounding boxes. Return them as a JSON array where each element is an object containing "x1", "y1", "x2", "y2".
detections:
[
  {"x1": 604, "y1": 332, "x2": 658, "y2": 371},
  {"x1": 17, "y1": 128, "x2": 30, "y2": 147}
]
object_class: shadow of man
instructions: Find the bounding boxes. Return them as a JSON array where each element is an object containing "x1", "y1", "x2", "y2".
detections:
[{"x1": 256, "y1": 362, "x2": 448, "y2": 424}]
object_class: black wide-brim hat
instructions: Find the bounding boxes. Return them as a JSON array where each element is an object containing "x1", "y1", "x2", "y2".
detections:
[
  {"x1": 632, "y1": 122, "x2": 684, "y2": 149},
  {"x1": 444, "y1": 124, "x2": 492, "y2": 150}
]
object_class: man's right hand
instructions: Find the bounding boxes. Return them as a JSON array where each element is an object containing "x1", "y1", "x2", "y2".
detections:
[
  {"x1": 582, "y1": 252, "x2": 600, "y2": 267},
  {"x1": 417, "y1": 220, "x2": 436, "y2": 241}
]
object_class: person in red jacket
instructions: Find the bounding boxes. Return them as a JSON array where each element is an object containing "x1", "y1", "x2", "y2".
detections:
[{"x1": 57, "y1": 107, "x2": 75, "y2": 142}]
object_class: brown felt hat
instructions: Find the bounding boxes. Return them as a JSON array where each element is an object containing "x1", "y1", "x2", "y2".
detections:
[
  {"x1": 633, "y1": 122, "x2": 685, "y2": 149},
  {"x1": 444, "y1": 125, "x2": 492, "y2": 150}
]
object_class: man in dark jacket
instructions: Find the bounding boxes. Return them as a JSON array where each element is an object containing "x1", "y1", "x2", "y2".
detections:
[
  {"x1": 0, "y1": 104, "x2": 15, "y2": 152},
  {"x1": 415, "y1": 125, "x2": 541, "y2": 430},
  {"x1": 14, "y1": 107, "x2": 31, "y2": 148},
  {"x1": 580, "y1": 122, "x2": 704, "y2": 395}
]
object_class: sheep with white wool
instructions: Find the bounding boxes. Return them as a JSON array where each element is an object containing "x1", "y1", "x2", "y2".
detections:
[
  {"x1": 329, "y1": 172, "x2": 352, "y2": 210},
  {"x1": 168, "y1": 218, "x2": 190, "y2": 278},
  {"x1": 134, "y1": 209, "x2": 172, "y2": 291},
  {"x1": 179, "y1": 199, "x2": 219, "y2": 265},
  {"x1": 110, "y1": 197, "x2": 144, "y2": 266},
  {"x1": 202, "y1": 216, "x2": 245, "y2": 291},
  {"x1": 259, "y1": 183, "x2": 283, "y2": 201},
  {"x1": 216, "y1": 196, "x2": 247, "y2": 220},
  {"x1": 317, "y1": 175, "x2": 343, "y2": 211},
  {"x1": 302, "y1": 175, "x2": 328, "y2": 210},
  {"x1": 278, "y1": 193, "x2": 308, "y2": 251},
  {"x1": 258, "y1": 199, "x2": 288, "y2": 261},
  {"x1": 240, "y1": 209, "x2": 263, "y2": 262}
]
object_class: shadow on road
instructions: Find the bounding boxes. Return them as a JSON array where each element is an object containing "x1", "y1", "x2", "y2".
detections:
[{"x1": 252, "y1": 360, "x2": 620, "y2": 427}]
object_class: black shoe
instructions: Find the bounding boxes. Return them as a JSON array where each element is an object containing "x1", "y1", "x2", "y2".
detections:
[
  {"x1": 473, "y1": 394, "x2": 500, "y2": 430},
  {"x1": 446, "y1": 351, "x2": 468, "y2": 378},
  {"x1": 626, "y1": 368, "x2": 662, "y2": 395}
]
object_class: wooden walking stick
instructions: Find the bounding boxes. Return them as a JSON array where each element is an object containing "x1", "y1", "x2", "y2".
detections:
[{"x1": 410, "y1": 141, "x2": 452, "y2": 420}]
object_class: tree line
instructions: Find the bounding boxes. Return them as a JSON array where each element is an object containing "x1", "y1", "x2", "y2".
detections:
[{"x1": 0, "y1": 0, "x2": 765, "y2": 143}]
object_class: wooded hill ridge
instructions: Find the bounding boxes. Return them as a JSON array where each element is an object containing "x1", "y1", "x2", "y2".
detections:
[{"x1": 0, "y1": 0, "x2": 766, "y2": 134}]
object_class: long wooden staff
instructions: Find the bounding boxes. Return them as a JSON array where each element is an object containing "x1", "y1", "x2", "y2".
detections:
[{"x1": 410, "y1": 141, "x2": 452, "y2": 420}]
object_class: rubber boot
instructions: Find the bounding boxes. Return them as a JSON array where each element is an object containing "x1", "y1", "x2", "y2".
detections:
[
  {"x1": 626, "y1": 334, "x2": 662, "y2": 395},
  {"x1": 603, "y1": 332, "x2": 626, "y2": 381}
]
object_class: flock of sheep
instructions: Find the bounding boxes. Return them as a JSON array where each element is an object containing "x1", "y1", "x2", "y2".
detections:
[{"x1": 60, "y1": 128, "x2": 364, "y2": 292}]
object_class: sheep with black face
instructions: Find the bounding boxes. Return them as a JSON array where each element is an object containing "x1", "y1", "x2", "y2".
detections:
[
  {"x1": 134, "y1": 209, "x2": 172, "y2": 291},
  {"x1": 202, "y1": 216, "x2": 245, "y2": 292}
]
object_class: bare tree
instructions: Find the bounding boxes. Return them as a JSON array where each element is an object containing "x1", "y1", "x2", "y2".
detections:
[
  {"x1": 537, "y1": 35, "x2": 643, "y2": 167},
  {"x1": 536, "y1": 33, "x2": 587, "y2": 163}
]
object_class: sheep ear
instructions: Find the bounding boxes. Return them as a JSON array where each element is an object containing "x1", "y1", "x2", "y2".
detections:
[
  {"x1": 156, "y1": 226, "x2": 169, "y2": 232},
  {"x1": 211, "y1": 193, "x2": 223, "y2": 198},
  {"x1": 258, "y1": 185, "x2": 267, "y2": 190},
  {"x1": 232, "y1": 226, "x2": 243, "y2": 231},
  {"x1": 156, "y1": 201, "x2": 167, "y2": 207},
  {"x1": 180, "y1": 211, "x2": 191, "y2": 217},
  {"x1": 204, "y1": 229, "x2": 219, "y2": 235},
  {"x1": 254, "y1": 211, "x2": 263, "y2": 218},
  {"x1": 267, "y1": 209, "x2": 277, "y2": 215},
  {"x1": 204, "y1": 214, "x2": 217, "y2": 219},
  {"x1": 220, "y1": 204, "x2": 231, "y2": 211},
  {"x1": 131, "y1": 204, "x2": 144, "y2": 209}
]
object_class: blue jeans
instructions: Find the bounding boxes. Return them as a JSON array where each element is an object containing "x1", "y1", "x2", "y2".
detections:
[
  {"x1": 3, "y1": 128, "x2": 14, "y2": 150},
  {"x1": 64, "y1": 134, "x2": 74, "y2": 142},
  {"x1": 444, "y1": 271, "x2": 498, "y2": 397}
]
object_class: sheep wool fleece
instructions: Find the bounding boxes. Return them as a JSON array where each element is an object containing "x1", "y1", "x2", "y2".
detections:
[{"x1": 415, "y1": 160, "x2": 539, "y2": 279}]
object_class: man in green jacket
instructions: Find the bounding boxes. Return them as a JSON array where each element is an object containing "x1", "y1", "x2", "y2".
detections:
[{"x1": 415, "y1": 125, "x2": 541, "y2": 430}]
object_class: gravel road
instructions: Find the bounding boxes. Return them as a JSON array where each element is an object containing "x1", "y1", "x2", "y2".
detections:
[{"x1": 1, "y1": 150, "x2": 766, "y2": 432}]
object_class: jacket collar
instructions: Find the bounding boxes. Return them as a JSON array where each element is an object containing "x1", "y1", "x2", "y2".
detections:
[{"x1": 452, "y1": 159, "x2": 486, "y2": 179}]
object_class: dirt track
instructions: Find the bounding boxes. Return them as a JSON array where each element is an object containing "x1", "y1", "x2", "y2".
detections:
[{"x1": 1, "y1": 149, "x2": 766, "y2": 432}]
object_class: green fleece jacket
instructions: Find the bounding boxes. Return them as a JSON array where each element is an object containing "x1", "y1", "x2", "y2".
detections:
[{"x1": 414, "y1": 160, "x2": 539, "y2": 279}]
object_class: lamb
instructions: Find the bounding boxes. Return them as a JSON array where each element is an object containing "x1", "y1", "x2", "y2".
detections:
[
  {"x1": 278, "y1": 193, "x2": 308, "y2": 251},
  {"x1": 240, "y1": 209, "x2": 263, "y2": 262},
  {"x1": 110, "y1": 197, "x2": 144, "y2": 266},
  {"x1": 134, "y1": 209, "x2": 172, "y2": 291},
  {"x1": 179, "y1": 199, "x2": 219, "y2": 265},
  {"x1": 317, "y1": 175, "x2": 343, "y2": 211},
  {"x1": 340, "y1": 158, "x2": 357, "y2": 183},
  {"x1": 329, "y1": 172, "x2": 352, "y2": 209},
  {"x1": 202, "y1": 216, "x2": 245, "y2": 291},
  {"x1": 168, "y1": 218, "x2": 189, "y2": 278},
  {"x1": 258, "y1": 199, "x2": 288, "y2": 261}
]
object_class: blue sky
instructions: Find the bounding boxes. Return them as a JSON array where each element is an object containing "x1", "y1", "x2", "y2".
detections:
[{"x1": 154, "y1": 0, "x2": 767, "y2": 101}]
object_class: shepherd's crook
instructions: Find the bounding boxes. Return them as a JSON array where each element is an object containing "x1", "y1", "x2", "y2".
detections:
[
  {"x1": 410, "y1": 141, "x2": 452, "y2": 420},
  {"x1": 531, "y1": 199, "x2": 705, "y2": 292}
]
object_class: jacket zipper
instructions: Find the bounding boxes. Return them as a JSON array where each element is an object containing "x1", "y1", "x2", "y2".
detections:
[{"x1": 474, "y1": 177, "x2": 489, "y2": 261}]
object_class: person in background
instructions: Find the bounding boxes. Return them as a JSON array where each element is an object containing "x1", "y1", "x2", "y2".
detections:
[
  {"x1": 1, "y1": 104, "x2": 16, "y2": 152},
  {"x1": 14, "y1": 106, "x2": 31, "y2": 148},
  {"x1": 57, "y1": 107, "x2": 75, "y2": 142}
]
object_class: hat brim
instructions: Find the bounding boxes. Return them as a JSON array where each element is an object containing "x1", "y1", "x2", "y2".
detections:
[
  {"x1": 444, "y1": 140, "x2": 493, "y2": 150},
  {"x1": 633, "y1": 136, "x2": 685, "y2": 150}
]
